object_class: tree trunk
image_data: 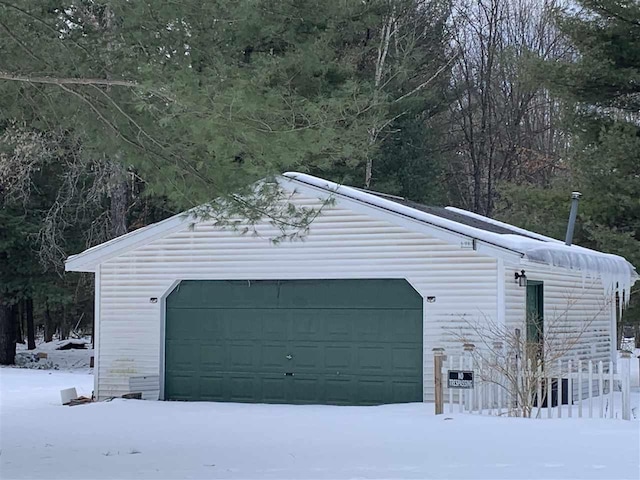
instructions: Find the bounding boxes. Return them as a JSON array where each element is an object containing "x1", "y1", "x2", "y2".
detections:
[
  {"x1": 634, "y1": 324, "x2": 640, "y2": 349},
  {"x1": 59, "y1": 305, "x2": 68, "y2": 341},
  {"x1": 44, "y1": 303, "x2": 54, "y2": 343},
  {"x1": 109, "y1": 161, "x2": 129, "y2": 239},
  {"x1": 26, "y1": 297, "x2": 36, "y2": 350},
  {"x1": 15, "y1": 300, "x2": 24, "y2": 344},
  {"x1": 0, "y1": 303, "x2": 17, "y2": 365}
]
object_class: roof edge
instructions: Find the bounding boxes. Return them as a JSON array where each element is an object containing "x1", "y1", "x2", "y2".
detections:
[
  {"x1": 282, "y1": 172, "x2": 528, "y2": 256},
  {"x1": 65, "y1": 211, "x2": 191, "y2": 272}
]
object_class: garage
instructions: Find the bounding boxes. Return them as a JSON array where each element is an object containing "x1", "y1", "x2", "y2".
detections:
[
  {"x1": 164, "y1": 279, "x2": 423, "y2": 405},
  {"x1": 65, "y1": 173, "x2": 636, "y2": 403}
]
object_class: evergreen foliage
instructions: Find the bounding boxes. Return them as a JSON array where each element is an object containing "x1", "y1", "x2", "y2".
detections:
[{"x1": 0, "y1": 0, "x2": 638, "y2": 359}]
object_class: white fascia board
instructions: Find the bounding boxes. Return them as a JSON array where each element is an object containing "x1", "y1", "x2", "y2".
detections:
[
  {"x1": 282, "y1": 176, "x2": 525, "y2": 264},
  {"x1": 65, "y1": 213, "x2": 191, "y2": 272}
]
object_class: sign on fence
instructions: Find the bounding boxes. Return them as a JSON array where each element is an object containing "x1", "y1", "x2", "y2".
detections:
[{"x1": 448, "y1": 370, "x2": 474, "y2": 389}]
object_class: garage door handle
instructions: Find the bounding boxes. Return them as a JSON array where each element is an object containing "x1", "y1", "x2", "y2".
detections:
[{"x1": 284, "y1": 372, "x2": 294, "y2": 376}]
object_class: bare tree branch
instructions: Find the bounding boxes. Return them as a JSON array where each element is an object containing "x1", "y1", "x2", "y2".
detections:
[
  {"x1": 0, "y1": 72, "x2": 138, "y2": 88},
  {"x1": 394, "y1": 54, "x2": 458, "y2": 103}
]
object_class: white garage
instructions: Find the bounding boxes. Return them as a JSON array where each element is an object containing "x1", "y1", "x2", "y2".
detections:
[{"x1": 65, "y1": 173, "x2": 637, "y2": 403}]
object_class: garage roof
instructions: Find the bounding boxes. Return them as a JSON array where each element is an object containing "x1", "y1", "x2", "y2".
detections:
[
  {"x1": 283, "y1": 172, "x2": 637, "y2": 298},
  {"x1": 65, "y1": 172, "x2": 637, "y2": 298},
  {"x1": 374, "y1": 197, "x2": 537, "y2": 238}
]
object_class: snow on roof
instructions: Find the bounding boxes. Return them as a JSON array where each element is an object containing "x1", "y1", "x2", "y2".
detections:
[{"x1": 283, "y1": 172, "x2": 638, "y2": 301}]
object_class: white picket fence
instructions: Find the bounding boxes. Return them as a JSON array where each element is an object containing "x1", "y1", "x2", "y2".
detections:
[{"x1": 438, "y1": 349, "x2": 633, "y2": 420}]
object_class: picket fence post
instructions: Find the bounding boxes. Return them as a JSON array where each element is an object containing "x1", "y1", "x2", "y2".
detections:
[
  {"x1": 433, "y1": 348, "x2": 445, "y2": 415},
  {"x1": 463, "y1": 343, "x2": 475, "y2": 413},
  {"x1": 557, "y1": 359, "x2": 563, "y2": 418},
  {"x1": 608, "y1": 361, "x2": 614, "y2": 419},
  {"x1": 447, "y1": 354, "x2": 454, "y2": 414},
  {"x1": 514, "y1": 351, "x2": 521, "y2": 417},
  {"x1": 620, "y1": 351, "x2": 631, "y2": 421},
  {"x1": 493, "y1": 342, "x2": 503, "y2": 416},
  {"x1": 568, "y1": 359, "x2": 573, "y2": 418},
  {"x1": 547, "y1": 364, "x2": 553, "y2": 419},
  {"x1": 536, "y1": 362, "x2": 542, "y2": 419},
  {"x1": 577, "y1": 359, "x2": 583, "y2": 418},
  {"x1": 458, "y1": 355, "x2": 464, "y2": 413},
  {"x1": 588, "y1": 360, "x2": 593, "y2": 418},
  {"x1": 477, "y1": 357, "x2": 484, "y2": 414},
  {"x1": 598, "y1": 361, "x2": 604, "y2": 419}
]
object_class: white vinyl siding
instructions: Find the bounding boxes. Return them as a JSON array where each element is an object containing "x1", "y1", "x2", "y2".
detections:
[
  {"x1": 504, "y1": 262, "x2": 614, "y2": 365},
  {"x1": 97, "y1": 192, "x2": 498, "y2": 401},
  {"x1": 94, "y1": 190, "x2": 616, "y2": 403}
]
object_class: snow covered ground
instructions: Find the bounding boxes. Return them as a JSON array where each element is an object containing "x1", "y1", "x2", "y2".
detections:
[
  {"x1": 1, "y1": 365, "x2": 639, "y2": 480},
  {"x1": 15, "y1": 337, "x2": 94, "y2": 371}
]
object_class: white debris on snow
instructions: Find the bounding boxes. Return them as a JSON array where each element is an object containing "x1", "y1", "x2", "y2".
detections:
[{"x1": 283, "y1": 173, "x2": 638, "y2": 305}]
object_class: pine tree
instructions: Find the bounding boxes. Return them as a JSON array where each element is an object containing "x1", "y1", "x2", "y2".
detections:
[{"x1": 0, "y1": 2, "x2": 379, "y2": 205}]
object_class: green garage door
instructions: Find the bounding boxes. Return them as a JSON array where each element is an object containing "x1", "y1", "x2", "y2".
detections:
[{"x1": 165, "y1": 279, "x2": 423, "y2": 405}]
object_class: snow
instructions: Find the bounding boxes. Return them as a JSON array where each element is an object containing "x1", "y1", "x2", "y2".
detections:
[
  {"x1": 2, "y1": 361, "x2": 639, "y2": 479},
  {"x1": 283, "y1": 173, "x2": 638, "y2": 303}
]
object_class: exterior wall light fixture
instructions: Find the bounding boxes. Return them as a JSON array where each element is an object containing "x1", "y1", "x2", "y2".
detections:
[{"x1": 514, "y1": 270, "x2": 527, "y2": 287}]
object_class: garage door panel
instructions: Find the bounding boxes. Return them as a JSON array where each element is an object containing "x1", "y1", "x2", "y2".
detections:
[
  {"x1": 291, "y1": 344, "x2": 320, "y2": 370},
  {"x1": 165, "y1": 374, "x2": 198, "y2": 400},
  {"x1": 228, "y1": 375, "x2": 255, "y2": 401},
  {"x1": 387, "y1": 311, "x2": 423, "y2": 340},
  {"x1": 357, "y1": 346, "x2": 387, "y2": 371},
  {"x1": 324, "y1": 377, "x2": 355, "y2": 404},
  {"x1": 228, "y1": 342, "x2": 257, "y2": 370},
  {"x1": 260, "y1": 313, "x2": 289, "y2": 339},
  {"x1": 290, "y1": 314, "x2": 322, "y2": 341},
  {"x1": 171, "y1": 281, "x2": 282, "y2": 309},
  {"x1": 277, "y1": 279, "x2": 421, "y2": 310},
  {"x1": 352, "y1": 316, "x2": 382, "y2": 341},
  {"x1": 259, "y1": 376, "x2": 286, "y2": 403},
  {"x1": 199, "y1": 344, "x2": 225, "y2": 369},
  {"x1": 200, "y1": 313, "x2": 225, "y2": 337},
  {"x1": 391, "y1": 347, "x2": 422, "y2": 371},
  {"x1": 391, "y1": 380, "x2": 422, "y2": 402},
  {"x1": 166, "y1": 343, "x2": 198, "y2": 370},
  {"x1": 226, "y1": 313, "x2": 260, "y2": 340},
  {"x1": 261, "y1": 343, "x2": 289, "y2": 369},
  {"x1": 165, "y1": 309, "x2": 202, "y2": 339},
  {"x1": 291, "y1": 376, "x2": 321, "y2": 404},
  {"x1": 199, "y1": 375, "x2": 225, "y2": 401},
  {"x1": 324, "y1": 314, "x2": 353, "y2": 339},
  {"x1": 324, "y1": 346, "x2": 351, "y2": 369},
  {"x1": 356, "y1": 378, "x2": 390, "y2": 405},
  {"x1": 165, "y1": 279, "x2": 422, "y2": 405}
]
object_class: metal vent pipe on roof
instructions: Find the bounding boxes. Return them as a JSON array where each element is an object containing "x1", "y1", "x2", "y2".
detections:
[{"x1": 565, "y1": 191, "x2": 582, "y2": 246}]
